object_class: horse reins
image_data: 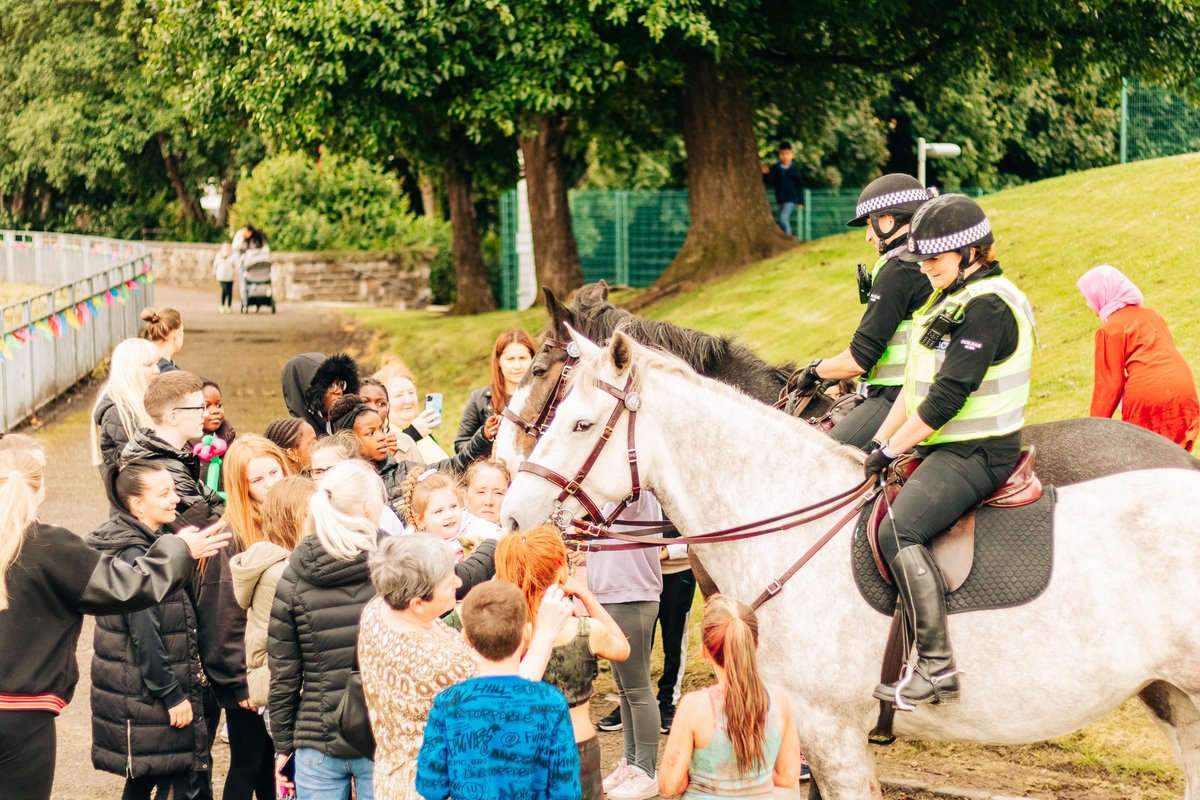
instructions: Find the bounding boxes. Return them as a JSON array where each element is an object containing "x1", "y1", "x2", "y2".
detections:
[
  {"x1": 500, "y1": 337, "x2": 580, "y2": 438},
  {"x1": 518, "y1": 363, "x2": 878, "y2": 610}
]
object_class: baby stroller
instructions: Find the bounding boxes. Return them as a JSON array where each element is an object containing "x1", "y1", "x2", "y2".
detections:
[{"x1": 240, "y1": 259, "x2": 275, "y2": 314}]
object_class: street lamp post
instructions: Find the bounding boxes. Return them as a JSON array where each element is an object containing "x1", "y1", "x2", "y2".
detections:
[{"x1": 917, "y1": 137, "x2": 962, "y2": 186}]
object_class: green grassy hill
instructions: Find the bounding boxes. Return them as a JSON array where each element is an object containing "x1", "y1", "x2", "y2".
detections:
[{"x1": 354, "y1": 152, "x2": 1200, "y2": 432}]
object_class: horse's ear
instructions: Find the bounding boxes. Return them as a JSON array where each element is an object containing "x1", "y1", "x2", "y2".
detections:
[
  {"x1": 610, "y1": 331, "x2": 633, "y2": 376},
  {"x1": 597, "y1": 279, "x2": 610, "y2": 300},
  {"x1": 564, "y1": 324, "x2": 600, "y2": 357},
  {"x1": 543, "y1": 287, "x2": 574, "y2": 334}
]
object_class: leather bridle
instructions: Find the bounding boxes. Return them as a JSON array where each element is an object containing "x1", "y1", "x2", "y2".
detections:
[
  {"x1": 518, "y1": 368, "x2": 643, "y2": 529},
  {"x1": 517, "y1": 362, "x2": 878, "y2": 610},
  {"x1": 500, "y1": 337, "x2": 580, "y2": 438}
]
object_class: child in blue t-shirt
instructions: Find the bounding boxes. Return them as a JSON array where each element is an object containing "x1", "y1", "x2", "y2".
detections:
[{"x1": 417, "y1": 581, "x2": 581, "y2": 800}]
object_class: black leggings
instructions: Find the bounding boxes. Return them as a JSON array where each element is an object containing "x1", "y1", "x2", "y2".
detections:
[
  {"x1": 656, "y1": 569, "x2": 696, "y2": 708},
  {"x1": 221, "y1": 705, "x2": 276, "y2": 800},
  {"x1": 122, "y1": 772, "x2": 191, "y2": 800},
  {"x1": 0, "y1": 710, "x2": 56, "y2": 800},
  {"x1": 876, "y1": 445, "x2": 1016, "y2": 567},
  {"x1": 829, "y1": 386, "x2": 900, "y2": 451},
  {"x1": 219, "y1": 281, "x2": 234, "y2": 308}
]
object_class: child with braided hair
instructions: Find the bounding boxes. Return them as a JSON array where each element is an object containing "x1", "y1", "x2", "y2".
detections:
[{"x1": 400, "y1": 468, "x2": 500, "y2": 562}]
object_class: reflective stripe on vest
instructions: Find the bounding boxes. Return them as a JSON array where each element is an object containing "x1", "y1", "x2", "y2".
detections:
[
  {"x1": 904, "y1": 275, "x2": 1036, "y2": 445},
  {"x1": 860, "y1": 253, "x2": 911, "y2": 387}
]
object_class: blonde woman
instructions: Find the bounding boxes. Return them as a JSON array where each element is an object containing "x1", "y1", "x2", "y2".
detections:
[
  {"x1": 0, "y1": 448, "x2": 228, "y2": 800},
  {"x1": 201, "y1": 435, "x2": 290, "y2": 800},
  {"x1": 91, "y1": 337, "x2": 160, "y2": 470}
]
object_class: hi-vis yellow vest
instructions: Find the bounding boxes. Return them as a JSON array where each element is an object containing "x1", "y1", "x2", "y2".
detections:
[
  {"x1": 860, "y1": 254, "x2": 910, "y2": 386},
  {"x1": 904, "y1": 275, "x2": 1036, "y2": 445}
]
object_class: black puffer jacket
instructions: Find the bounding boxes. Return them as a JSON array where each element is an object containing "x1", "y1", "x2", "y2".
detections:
[
  {"x1": 268, "y1": 533, "x2": 498, "y2": 756},
  {"x1": 88, "y1": 513, "x2": 210, "y2": 779},
  {"x1": 121, "y1": 429, "x2": 225, "y2": 528},
  {"x1": 454, "y1": 386, "x2": 494, "y2": 457},
  {"x1": 94, "y1": 397, "x2": 133, "y2": 472}
]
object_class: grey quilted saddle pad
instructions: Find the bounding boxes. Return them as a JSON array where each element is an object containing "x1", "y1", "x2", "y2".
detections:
[{"x1": 852, "y1": 487, "x2": 1056, "y2": 616}]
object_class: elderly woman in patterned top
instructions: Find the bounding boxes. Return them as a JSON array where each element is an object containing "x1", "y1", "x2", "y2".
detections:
[{"x1": 357, "y1": 535, "x2": 572, "y2": 800}]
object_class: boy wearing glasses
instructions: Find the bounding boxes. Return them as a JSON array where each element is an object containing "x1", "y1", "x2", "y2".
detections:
[{"x1": 121, "y1": 370, "x2": 225, "y2": 527}]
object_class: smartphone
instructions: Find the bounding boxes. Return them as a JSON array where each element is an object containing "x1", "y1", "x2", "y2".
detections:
[
  {"x1": 276, "y1": 752, "x2": 295, "y2": 800},
  {"x1": 425, "y1": 392, "x2": 443, "y2": 418}
]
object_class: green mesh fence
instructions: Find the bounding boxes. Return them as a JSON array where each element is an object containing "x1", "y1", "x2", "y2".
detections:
[
  {"x1": 499, "y1": 186, "x2": 982, "y2": 309},
  {"x1": 1121, "y1": 80, "x2": 1200, "y2": 163}
]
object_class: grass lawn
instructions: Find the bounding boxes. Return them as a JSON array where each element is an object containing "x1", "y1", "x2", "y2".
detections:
[{"x1": 349, "y1": 153, "x2": 1200, "y2": 792}]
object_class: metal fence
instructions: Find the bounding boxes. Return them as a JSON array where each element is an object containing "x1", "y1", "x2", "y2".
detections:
[
  {"x1": 1120, "y1": 79, "x2": 1200, "y2": 163},
  {"x1": 500, "y1": 186, "x2": 983, "y2": 309},
  {"x1": 1, "y1": 232, "x2": 153, "y2": 431}
]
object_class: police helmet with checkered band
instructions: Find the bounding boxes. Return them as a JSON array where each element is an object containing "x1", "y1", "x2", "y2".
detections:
[
  {"x1": 897, "y1": 193, "x2": 993, "y2": 263},
  {"x1": 846, "y1": 174, "x2": 931, "y2": 228}
]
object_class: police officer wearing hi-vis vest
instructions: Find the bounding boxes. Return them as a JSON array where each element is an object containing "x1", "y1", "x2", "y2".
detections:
[
  {"x1": 864, "y1": 193, "x2": 1036, "y2": 708},
  {"x1": 792, "y1": 174, "x2": 933, "y2": 450}
]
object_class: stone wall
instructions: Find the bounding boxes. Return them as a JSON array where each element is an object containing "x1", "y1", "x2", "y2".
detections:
[{"x1": 147, "y1": 242, "x2": 433, "y2": 308}]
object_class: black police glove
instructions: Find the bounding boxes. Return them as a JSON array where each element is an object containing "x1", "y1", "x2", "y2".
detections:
[
  {"x1": 864, "y1": 445, "x2": 898, "y2": 480},
  {"x1": 794, "y1": 359, "x2": 823, "y2": 395}
]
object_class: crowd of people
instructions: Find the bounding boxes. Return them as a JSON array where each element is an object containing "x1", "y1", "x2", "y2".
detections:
[
  {"x1": 3, "y1": 188, "x2": 1197, "y2": 800},
  {"x1": 1, "y1": 306, "x2": 805, "y2": 800}
]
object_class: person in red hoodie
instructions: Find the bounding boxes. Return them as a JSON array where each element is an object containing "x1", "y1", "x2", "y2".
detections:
[{"x1": 1077, "y1": 264, "x2": 1200, "y2": 451}]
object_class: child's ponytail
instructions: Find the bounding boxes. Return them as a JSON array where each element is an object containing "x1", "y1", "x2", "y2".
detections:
[{"x1": 702, "y1": 594, "x2": 770, "y2": 774}]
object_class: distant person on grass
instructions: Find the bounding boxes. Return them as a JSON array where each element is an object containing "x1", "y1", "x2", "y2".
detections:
[
  {"x1": 1077, "y1": 264, "x2": 1200, "y2": 451},
  {"x1": 416, "y1": 580, "x2": 581, "y2": 800},
  {"x1": 761, "y1": 141, "x2": 804, "y2": 236}
]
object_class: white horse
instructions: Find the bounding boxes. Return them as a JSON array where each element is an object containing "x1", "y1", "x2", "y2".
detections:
[{"x1": 501, "y1": 331, "x2": 1200, "y2": 799}]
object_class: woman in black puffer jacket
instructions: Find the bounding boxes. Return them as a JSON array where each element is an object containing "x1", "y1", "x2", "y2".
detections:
[
  {"x1": 89, "y1": 461, "x2": 213, "y2": 800},
  {"x1": 268, "y1": 460, "x2": 498, "y2": 799}
]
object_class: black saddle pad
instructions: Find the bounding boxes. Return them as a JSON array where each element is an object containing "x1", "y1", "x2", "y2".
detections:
[{"x1": 851, "y1": 487, "x2": 1057, "y2": 616}]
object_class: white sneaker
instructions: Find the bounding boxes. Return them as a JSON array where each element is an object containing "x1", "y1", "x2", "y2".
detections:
[
  {"x1": 602, "y1": 759, "x2": 633, "y2": 793},
  {"x1": 607, "y1": 767, "x2": 658, "y2": 800}
]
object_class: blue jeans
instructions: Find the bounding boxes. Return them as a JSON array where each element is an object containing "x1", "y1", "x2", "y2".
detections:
[
  {"x1": 295, "y1": 748, "x2": 374, "y2": 800},
  {"x1": 778, "y1": 201, "x2": 797, "y2": 236}
]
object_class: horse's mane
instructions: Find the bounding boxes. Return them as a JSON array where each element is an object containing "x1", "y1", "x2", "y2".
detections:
[
  {"x1": 569, "y1": 336, "x2": 864, "y2": 469},
  {"x1": 573, "y1": 298, "x2": 795, "y2": 385}
]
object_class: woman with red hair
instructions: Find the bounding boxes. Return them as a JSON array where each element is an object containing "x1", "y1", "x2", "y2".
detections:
[
  {"x1": 495, "y1": 527, "x2": 629, "y2": 800},
  {"x1": 455, "y1": 329, "x2": 536, "y2": 457}
]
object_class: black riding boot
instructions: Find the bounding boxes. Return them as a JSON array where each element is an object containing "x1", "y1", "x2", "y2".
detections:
[{"x1": 873, "y1": 545, "x2": 960, "y2": 707}]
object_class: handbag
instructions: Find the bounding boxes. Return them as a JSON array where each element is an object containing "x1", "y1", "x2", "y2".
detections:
[{"x1": 336, "y1": 667, "x2": 376, "y2": 760}]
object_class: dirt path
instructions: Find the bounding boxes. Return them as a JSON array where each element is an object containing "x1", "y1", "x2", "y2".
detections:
[{"x1": 26, "y1": 285, "x2": 355, "y2": 799}]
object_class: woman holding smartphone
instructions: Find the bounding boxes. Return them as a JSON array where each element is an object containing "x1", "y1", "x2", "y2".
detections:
[{"x1": 455, "y1": 329, "x2": 535, "y2": 458}]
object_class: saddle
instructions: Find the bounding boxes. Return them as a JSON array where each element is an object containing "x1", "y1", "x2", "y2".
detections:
[{"x1": 865, "y1": 445, "x2": 1043, "y2": 592}]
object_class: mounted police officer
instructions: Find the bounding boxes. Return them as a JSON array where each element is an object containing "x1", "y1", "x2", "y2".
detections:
[
  {"x1": 864, "y1": 193, "x2": 1036, "y2": 708},
  {"x1": 793, "y1": 174, "x2": 933, "y2": 450}
]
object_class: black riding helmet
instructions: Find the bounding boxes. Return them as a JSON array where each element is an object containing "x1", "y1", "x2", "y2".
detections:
[
  {"x1": 847, "y1": 174, "x2": 931, "y2": 251},
  {"x1": 898, "y1": 194, "x2": 994, "y2": 291}
]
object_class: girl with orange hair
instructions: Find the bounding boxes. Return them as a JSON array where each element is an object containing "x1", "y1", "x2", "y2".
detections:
[
  {"x1": 495, "y1": 527, "x2": 629, "y2": 800},
  {"x1": 455, "y1": 328, "x2": 536, "y2": 456},
  {"x1": 657, "y1": 595, "x2": 801, "y2": 799},
  {"x1": 199, "y1": 435, "x2": 291, "y2": 800}
]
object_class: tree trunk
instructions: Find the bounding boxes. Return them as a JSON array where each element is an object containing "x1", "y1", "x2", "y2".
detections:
[
  {"x1": 216, "y1": 152, "x2": 239, "y2": 230},
  {"x1": 518, "y1": 113, "x2": 583, "y2": 299},
  {"x1": 444, "y1": 155, "x2": 497, "y2": 315},
  {"x1": 156, "y1": 133, "x2": 205, "y2": 224},
  {"x1": 417, "y1": 170, "x2": 439, "y2": 218},
  {"x1": 658, "y1": 55, "x2": 795, "y2": 288}
]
